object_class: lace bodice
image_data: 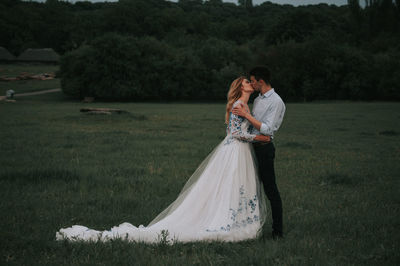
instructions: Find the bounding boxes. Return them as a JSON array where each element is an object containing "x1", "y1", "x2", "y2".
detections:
[{"x1": 225, "y1": 100, "x2": 256, "y2": 145}]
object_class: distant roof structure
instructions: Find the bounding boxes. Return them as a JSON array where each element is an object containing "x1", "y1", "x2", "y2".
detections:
[
  {"x1": 17, "y1": 48, "x2": 60, "y2": 63},
  {"x1": 0, "y1": 47, "x2": 16, "y2": 62}
]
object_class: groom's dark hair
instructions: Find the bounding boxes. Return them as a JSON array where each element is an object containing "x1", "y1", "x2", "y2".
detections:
[{"x1": 249, "y1": 66, "x2": 271, "y2": 85}]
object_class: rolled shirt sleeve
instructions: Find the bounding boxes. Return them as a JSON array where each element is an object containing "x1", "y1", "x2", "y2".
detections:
[
  {"x1": 252, "y1": 90, "x2": 286, "y2": 138},
  {"x1": 260, "y1": 122, "x2": 271, "y2": 136}
]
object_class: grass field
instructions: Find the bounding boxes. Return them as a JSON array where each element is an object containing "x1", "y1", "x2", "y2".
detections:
[
  {"x1": 1, "y1": 89, "x2": 399, "y2": 265},
  {"x1": 0, "y1": 64, "x2": 60, "y2": 95}
]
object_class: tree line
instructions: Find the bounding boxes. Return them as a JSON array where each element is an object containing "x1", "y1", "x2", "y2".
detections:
[{"x1": 1, "y1": 0, "x2": 399, "y2": 101}]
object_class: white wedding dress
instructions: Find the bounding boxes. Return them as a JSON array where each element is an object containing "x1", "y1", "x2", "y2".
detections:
[{"x1": 56, "y1": 100, "x2": 267, "y2": 243}]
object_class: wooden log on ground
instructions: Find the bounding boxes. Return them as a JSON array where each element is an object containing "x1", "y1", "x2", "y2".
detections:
[
  {"x1": 86, "y1": 110, "x2": 111, "y2": 115},
  {"x1": 80, "y1": 107, "x2": 128, "y2": 114}
]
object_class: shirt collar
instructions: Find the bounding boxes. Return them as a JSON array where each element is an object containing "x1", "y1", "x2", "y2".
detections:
[{"x1": 259, "y1": 88, "x2": 275, "y2": 98}]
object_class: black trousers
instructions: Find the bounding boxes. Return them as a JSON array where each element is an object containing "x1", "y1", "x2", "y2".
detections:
[{"x1": 253, "y1": 142, "x2": 283, "y2": 234}]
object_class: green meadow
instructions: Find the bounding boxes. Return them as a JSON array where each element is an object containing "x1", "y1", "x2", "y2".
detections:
[
  {"x1": 0, "y1": 74, "x2": 399, "y2": 264},
  {"x1": 0, "y1": 64, "x2": 60, "y2": 95}
]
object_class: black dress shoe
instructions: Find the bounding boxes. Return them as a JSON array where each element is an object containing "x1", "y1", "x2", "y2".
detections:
[{"x1": 272, "y1": 231, "x2": 283, "y2": 240}]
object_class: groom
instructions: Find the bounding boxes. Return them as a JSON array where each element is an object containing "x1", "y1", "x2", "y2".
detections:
[{"x1": 233, "y1": 66, "x2": 286, "y2": 239}]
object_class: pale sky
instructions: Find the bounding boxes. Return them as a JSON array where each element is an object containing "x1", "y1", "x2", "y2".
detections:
[{"x1": 28, "y1": 0, "x2": 349, "y2": 7}]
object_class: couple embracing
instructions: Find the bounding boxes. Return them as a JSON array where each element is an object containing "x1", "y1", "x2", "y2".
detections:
[{"x1": 56, "y1": 66, "x2": 286, "y2": 243}]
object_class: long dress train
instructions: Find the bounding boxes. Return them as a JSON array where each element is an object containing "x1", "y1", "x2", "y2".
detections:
[{"x1": 56, "y1": 100, "x2": 267, "y2": 243}]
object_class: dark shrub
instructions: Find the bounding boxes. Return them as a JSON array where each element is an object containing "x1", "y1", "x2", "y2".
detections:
[{"x1": 60, "y1": 33, "x2": 248, "y2": 101}]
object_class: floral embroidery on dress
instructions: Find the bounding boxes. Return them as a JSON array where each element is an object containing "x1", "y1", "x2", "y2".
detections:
[
  {"x1": 206, "y1": 185, "x2": 259, "y2": 233},
  {"x1": 223, "y1": 101, "x2": 256, "y2": 146},
  {"x1": 247, "y1": 124, "x2": 254, "y2": 135}
]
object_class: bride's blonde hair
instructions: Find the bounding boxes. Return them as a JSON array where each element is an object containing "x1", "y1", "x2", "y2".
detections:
[{"x1": 225, "y1": 76, "x2": 245, "y2": 124}]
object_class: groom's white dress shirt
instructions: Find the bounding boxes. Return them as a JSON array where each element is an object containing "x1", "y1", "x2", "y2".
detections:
[{"x1": 251, "y1": 88, "x2": 285, "y2": 139}]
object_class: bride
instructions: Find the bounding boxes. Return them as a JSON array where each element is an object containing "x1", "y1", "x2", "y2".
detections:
[{"x1": 56, "y1": 76, "x2": 271, "y2": 243}]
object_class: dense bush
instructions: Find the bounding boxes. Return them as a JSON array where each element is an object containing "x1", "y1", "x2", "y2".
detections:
[
  {"x1": 263, "y1": 39, "x2": 378, "y2": 101},
  {"x1": 60, "y1": 33, "x2": 247, "y2": 101},
  {"x1": 61, "y1": 34, "x2": 141, "y2": 99}
]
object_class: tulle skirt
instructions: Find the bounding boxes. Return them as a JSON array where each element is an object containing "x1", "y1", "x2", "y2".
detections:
[{"x1": 56, "y1": 136, "x2": 267, "y2": 243}]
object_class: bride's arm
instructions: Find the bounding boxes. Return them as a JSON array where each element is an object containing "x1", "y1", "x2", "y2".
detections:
[
  {"x1": 230, "y1": 113, "x2": 270, "y2": 142},
  {"x1": 232, "y1": 104, "x2": 262, "y2": 131},
  {"x1": 233, "y1": 101, "x2": 285, "y2": 136},
  {"x1": 231, "y1": 104, "x2": 270, "y2": 142}
]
